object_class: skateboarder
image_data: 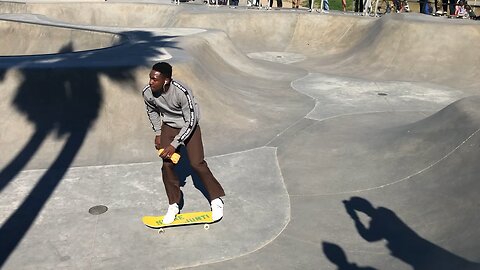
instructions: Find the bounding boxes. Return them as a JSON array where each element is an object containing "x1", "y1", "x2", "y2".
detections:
[{"x1": 142, "y1": 62, "x2": 225, "y2": 224}]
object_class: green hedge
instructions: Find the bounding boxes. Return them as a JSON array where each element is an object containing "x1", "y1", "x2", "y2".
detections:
[{"x1": 304, "y1": 0, "x2": 354, "y2": 10}]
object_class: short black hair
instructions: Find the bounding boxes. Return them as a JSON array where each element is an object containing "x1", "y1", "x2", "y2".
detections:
[{"x1": 152, "y1": 62, "x2": 172, "y2": 78}]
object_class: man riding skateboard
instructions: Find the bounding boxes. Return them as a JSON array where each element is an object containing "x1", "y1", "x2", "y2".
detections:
[{"x1": 142, "y1": 62, "x2": 225, "y2": 224}]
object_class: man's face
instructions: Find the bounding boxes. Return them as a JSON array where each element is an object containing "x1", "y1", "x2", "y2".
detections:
[{"x1": 149, "y1": 70, "x2": 168, "y2": 93}]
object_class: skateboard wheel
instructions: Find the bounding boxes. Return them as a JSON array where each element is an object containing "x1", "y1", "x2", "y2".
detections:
[
  {"x1": 204, "y1": 224, "x2": 210, "y2": 230},
  {"x1": 158, "y1": 228, "x2": 165, "y2": 234}
]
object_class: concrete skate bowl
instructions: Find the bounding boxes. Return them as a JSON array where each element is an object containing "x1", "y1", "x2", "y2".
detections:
[
  {"x1": 0, "y1": 19, "x2": 121, "y2": 56},
  {"x1": 0, "y1": 6, "x2": 307, "y2": 270},
  {"x1": 1, "y1": 2, "x2": 480, "y2": 270},
  {"x1": 3, "y1": 2, "x2": 479, "y2": 87}
]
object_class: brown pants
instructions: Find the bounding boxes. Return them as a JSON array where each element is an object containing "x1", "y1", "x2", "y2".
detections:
[{"x1": 159, "y1": 123, "x2": 225, "y2": 205}]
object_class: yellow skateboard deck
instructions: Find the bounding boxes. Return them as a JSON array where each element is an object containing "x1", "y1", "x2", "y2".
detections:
[{"x1": 142, "y1": 211, "x2": 213, "y2": 232}]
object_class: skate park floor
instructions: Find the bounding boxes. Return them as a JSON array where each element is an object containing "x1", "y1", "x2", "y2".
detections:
[{"x1": 1, "y1": 1, "x2": 480, "y2": 269}]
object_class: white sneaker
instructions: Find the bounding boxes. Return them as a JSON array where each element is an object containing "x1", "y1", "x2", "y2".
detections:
[
  {"x1": 162, "y1": 203, "x2": 179, "y2": 224},
  {"x1": 211, "y1": 198, "x2": 224, "y2": 221}
]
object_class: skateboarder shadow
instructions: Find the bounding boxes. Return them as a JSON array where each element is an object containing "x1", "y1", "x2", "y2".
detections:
[
  {"x1": 323, "y1": 242, "x2": 377, "y2": 270},
  {"x1": 343, "y1": 196, "x2": 480, "y2": 270},
  {"x1": 173, "y1": 147, "x2": 210, "y2": 209}
]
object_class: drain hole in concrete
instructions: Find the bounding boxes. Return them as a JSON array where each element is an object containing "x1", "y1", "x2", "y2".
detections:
[
  {"x1": 89, "y1": 205, "x2": 108, "y2": 215},
  {"x1": 377, "y1": 92, "x2": 388, "y2": 96}
]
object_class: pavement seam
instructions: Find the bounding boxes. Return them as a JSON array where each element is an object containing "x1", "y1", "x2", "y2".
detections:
[
  {"x1": 183, "y1": 147, "x2": 292, "y2": 268},
  {"x1": 306, "y1": 109, "x2": 433, "y2": 122},
  {"x1": 262, "y1": 72, "x2": 315, "y2": 146},
  {"x1": 89, "y1": 215, "x2": 100, "y2": 268},
  {"x1": 289, "y1": 127, "x2": 480, "y2": 197}
]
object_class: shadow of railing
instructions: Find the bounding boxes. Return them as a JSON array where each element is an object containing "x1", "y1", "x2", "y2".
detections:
[{"x1": 0, "y1": 29, "x2": 180, "y2": 267}]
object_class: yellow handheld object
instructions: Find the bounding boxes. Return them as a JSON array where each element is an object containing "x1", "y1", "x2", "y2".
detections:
[{"x1": 158, "y1": 149, "x2": 181, "y2": 164}]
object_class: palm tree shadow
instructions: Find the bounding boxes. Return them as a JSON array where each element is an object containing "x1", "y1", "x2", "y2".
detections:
[
  {"x1": 342, "y1": 196, "x2": 480, "y2": 270},
  {"x1": 322, "y1": 242, "x2": 377, "y2": 270},
  {"x1": 0, "y1": 30, "x2": 180, "y2": 267}
]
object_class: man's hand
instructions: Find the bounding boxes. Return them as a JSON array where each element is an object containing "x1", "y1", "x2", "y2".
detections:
[
  {"x1": 154, "y1": 135, "x2": 161, "y2": 150},
  {"x1": 159, "y1": 145, "x2": 176, "y2": 159},
  {"x1": 343, "y1": 200, "x2": 359, "y2": 221}
]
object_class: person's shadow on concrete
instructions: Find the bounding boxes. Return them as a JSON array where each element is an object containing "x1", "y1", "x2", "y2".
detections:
[
  {"x1": 323, "y1": 242, "x2": 377, "y2": 270},
  {"x1": 343, "y1": 196, "x2": 480, "y2": 270},
  {"x1": 174, "y1": 146, "x2": 211, "y2": 210}
]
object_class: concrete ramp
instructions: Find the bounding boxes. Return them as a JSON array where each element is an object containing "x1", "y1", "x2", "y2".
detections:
[
  {"x1": 0, "y1": 20, "x2": 121, "y2": 56},
  {"x1": 1, "y1": 3, "x2": 480, "y2": 270}
]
